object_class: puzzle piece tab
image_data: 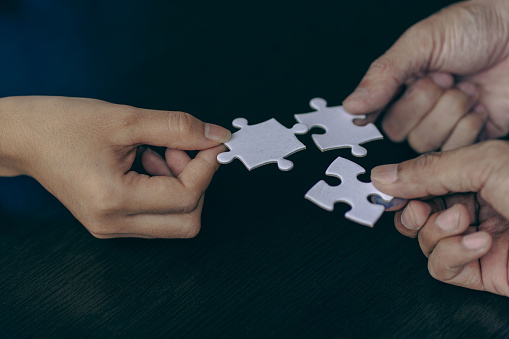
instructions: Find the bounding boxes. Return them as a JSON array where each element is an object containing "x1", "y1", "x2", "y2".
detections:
[
  {"x1": 305, "y1": 156, "x2": 393, "y2": 227},
  {"x1": 295, "y1": 98, "x2": 383, "y2": 156},
  {"x1": 217, "y1": 118, "x2": 309, "y2": 171}
]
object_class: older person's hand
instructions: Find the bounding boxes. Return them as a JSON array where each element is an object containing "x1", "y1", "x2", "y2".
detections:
[
  {"x1": 372, "y1": 140, "x2": 509, "y2": 296},
  {"x1": 344, "y1": 0, "x2": 509, "y2": 152}
]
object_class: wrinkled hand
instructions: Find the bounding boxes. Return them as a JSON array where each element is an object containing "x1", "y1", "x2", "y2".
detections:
[
  {"x1": 344, "y1": 0, "x2": 509, "y2": 152},
  {"x1": 371, "y1": 140, "x2": 509, "y2": 296},
  {"x1": 0, "y1": 96, "x2": 231, "y2": 239}
]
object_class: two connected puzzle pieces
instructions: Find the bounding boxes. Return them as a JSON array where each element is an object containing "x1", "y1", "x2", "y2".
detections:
[{"x1": 217, "y1": 98, "x2": 393, "y2": 227}]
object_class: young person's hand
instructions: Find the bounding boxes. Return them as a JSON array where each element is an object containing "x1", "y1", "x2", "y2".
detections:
[{"x1": 0, "y1": 96, "x2": 230, "y2": 239}]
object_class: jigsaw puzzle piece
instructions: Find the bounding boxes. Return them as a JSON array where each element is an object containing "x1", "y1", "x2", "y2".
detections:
[
  {"x1": 305, "y1": 156, "x2": 393, "y2": 227},
  {"x1": 217, "y1": 118, "x2": 309, "y2": 171},
  {"x1": 295, "y1": 98, "x2": 383, "y2": 157}
]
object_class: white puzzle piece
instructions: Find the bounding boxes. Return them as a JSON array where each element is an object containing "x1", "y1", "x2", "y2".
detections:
[
  {"x1": 305, "y1": 156, "x2": 393, "y2": 227},
  {"x1": 217, "y1": 118, "x2": 309, "y2": 171},
  {"x1": 295, "y1": 98, "x2": 383, "y2": 156}
]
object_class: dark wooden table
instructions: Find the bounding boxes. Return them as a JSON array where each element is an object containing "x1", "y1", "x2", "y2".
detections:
[{"x1": 2, "y1": 0, "x2": 509, "y2": 337}]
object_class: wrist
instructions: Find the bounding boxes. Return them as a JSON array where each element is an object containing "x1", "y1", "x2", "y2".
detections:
[{"x1": 0, "y1": 97, "x2": 29, "y2": 177}]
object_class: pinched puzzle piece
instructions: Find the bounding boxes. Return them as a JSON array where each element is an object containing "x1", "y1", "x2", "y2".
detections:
[
  {"x1": 295, "y1": 98, "x2": 383, "y2": 157},
  {"x1": 305, "y1": 156, "x2": 393, "y2": 227},
  {"x1": 217, "y1": 118, "x2": 309, "y2": 171}
]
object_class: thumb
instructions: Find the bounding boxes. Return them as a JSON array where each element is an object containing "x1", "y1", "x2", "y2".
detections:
[
  {"x1": 370, "y1": 140, "x2": 509, "y2": 220},
  {"x1": 343, "y1": 23, "x2": 433, "y2": 115},
  {"x1": 128, "y1": 108, "x2": 231, "y2": 150}
]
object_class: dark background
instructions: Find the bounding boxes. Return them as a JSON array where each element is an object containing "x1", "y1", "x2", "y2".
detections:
[{"x1": 2, "y1": 0, "x2": 509, "y2": 338}]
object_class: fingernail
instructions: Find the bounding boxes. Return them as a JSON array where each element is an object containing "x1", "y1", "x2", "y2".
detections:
[
  {"x1": 463, "y1": 232, "x2": 489, "y2": 250},
  {"x1": 457, "y1": 82, "x2": 477, "y2": 97},
  {"x1": 371, "y1": 164, "x2": 398, "y2": 183},
  {"x1": 372, "y1": 196, "x2": 407, "y2": 210},
  {"x1": 345, "y1": 87, "x2": 369, "y2": 102},
  {"x1": 436, "y1": 206, "x2": 459, "y2": 231},
  {"x1": 205, "y1": 123, "x2": 231, "y2": 143},
  {"x1": 401, "y1": 206, "x2": 418, "y2": 230},
  {"x1": 430, "y1": 72, "x2": 453, "y2": 89}
]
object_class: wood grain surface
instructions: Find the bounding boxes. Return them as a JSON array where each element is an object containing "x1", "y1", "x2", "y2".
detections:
[{"x1": 1, "y1": 0, "x2": 509, "y2": 338}]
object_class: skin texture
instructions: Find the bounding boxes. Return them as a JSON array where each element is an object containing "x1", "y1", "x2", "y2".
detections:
[
  {"x1": 343, "y1": 0, "x2": 509, "y2": 153},
  {"x1": 0, "y1": 96, "x2": 231, "y2": 239},
  {"x1": 371, "y1": 141, "x2": 509, "y2": 296},
  {"x1": 351, "y1": 0, "x2": 509, "y2": 296}
]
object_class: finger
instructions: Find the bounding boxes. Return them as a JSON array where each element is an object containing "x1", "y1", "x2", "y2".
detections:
[
  {"x1": 177, "y1": 145, "x2": 226, "y2": 190},
  {"x1": 394, "y1": 200, "x2": 433, "y2": 238},
  {"x1": 441, "y1": 107, "x2": 487, "y2": 151},
  {"x1": 128, "y1": 196, "x2": 204, "y2": 239},
  {"x1": 428, "y1": 231, "x2": 492, "y2": 290},
  {"x1": 165, "y1": 148, "x2": 191, "y2": 176},
  {"x1": 91, "y1": 196, "x2": 205, "y2": 239},
  {"x1": 382, "y1": 73, "x2": 454, "y2": 142},
  {"x1": 343, "y1": 22, "x2": 433, "y2": 115},
  {"x1": 371, "y1": 196, "x2": 408, "y2": 211},
  {"x1": 418, "y1": 204, "x2": 471, "y2": 257},
  {"x1": 370, "y1": 140, "x2": 509, "y2": 220},
  {"x1": 142, "y1": 148, "x2": 174, "y2": 176},
  {"x1": 407, "y1": 82, "x2": 479, "y2": 153},
  {"x1": 121, "y1": 145, "x2": 225, "y2": 214},
  {"x1": 475, "y1": 218, "x2": 509, "y2": 295},
  {"x1": 480, "y1": 119, "x2": 508, "y2": 141},
  {"x1": 127, "y1": 108, "x2": 231, "y2": 150},
  {"x1": 440, "y1": 192, "x2": 479, "y2": 223}
]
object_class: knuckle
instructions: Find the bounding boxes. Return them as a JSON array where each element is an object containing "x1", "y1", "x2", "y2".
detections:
[
  {"x1": 382, "y1": 118, "x2": 406, "y2": 143},
  {"x1": 368, "y1": 56, "x2": 393, "y2": 75},
  {"x1": 167, "y1": 111, "x2": 200, "y2": 140},
  {"x1": 408, "y1": 134, "x2": 438, "y2": 154},
  {"x1": 480, "y1": 216, "x2": 506, "y2": 235},
  {"x1": 90, "y1": 188, "x2": 122, "y2": 216},
  {"x1": 363, "y1": 54, "x2": 402, "y2": 89},
  {"x1": 413, "y1": 151, "x2": 443, "y2": 171},
  {"x1": 481, "y1": 139, "x2": 509, "y2": 160},
  {"x1": 477, "y1": 140, "x2": 509, "y2": 196},
  {"x1": 101, "y1": 104, "x2": 144, "y2": 144},
  {"x1": 85, "y1": 217, "x2": 127, "y2": 238},
  {"x1": 460, "y1": 113, "x2": 485, "y2": 134},
  {"x1": 444, "y1": 90, "x2": 472, "y2": 114},
  {"x1": 427, "y1": 259, "x2": 445, "y2": 281},
  {"x1": 117, "y1": 105, "x2": 143, "y2": 125},
  {"x1": 176, "y1": 192, "x2": 201, "y2": 214},
  {"x1": 177, "y1": 215, "x2": 202, "y2": 238}
]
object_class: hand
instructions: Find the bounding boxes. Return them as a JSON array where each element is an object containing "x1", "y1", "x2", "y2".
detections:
[
  {"x1": 0, "y1": 96, "x2": 231, "y2": 239},
  {"x1": 371, "y1": 140, "x2": 509, "y2": 296},
  {"x1": 343, "y1": 0, "x2": 509, "y2": 153}
]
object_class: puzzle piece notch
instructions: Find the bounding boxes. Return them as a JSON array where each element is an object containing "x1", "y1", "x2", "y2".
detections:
[
  {"x1": 217, "y1": 118, "x2": 309, "y2": 171},
  {"x1": 295, "y1": 98, "x2": 383, "y2": 157},
  {"x1": 305, "y1": 156, "x2": 393, "y2": 227}
]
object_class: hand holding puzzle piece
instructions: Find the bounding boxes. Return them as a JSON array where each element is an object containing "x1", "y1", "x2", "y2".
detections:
[{"x1": 217, "y1": 98, "x2": 393, "y2": 227}]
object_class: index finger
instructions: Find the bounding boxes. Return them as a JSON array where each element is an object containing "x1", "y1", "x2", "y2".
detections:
[{"x1": 121, "y1": 145, "x2": 225, "y2": 215}]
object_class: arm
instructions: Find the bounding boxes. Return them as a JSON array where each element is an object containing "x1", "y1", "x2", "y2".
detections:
[{"x1": 0, "y1": 96, "x2": 230, "y2": 239}]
